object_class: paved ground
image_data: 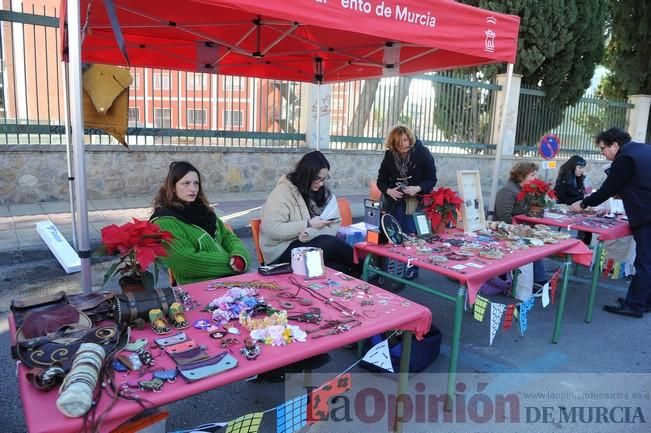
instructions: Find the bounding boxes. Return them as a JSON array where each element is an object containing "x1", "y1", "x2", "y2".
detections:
[{"x1": 1, "y1": 191, "x2": 650, "y2": 432}]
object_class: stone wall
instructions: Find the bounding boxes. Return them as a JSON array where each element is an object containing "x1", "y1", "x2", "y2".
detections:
[{"x1": 0, "y1": 145, "x2": 610, "y2": 205}]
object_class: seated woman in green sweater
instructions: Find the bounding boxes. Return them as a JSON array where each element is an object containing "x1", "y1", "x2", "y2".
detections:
[{"x1": 150, "y1": 161, "x2": 249, "y2": 284}]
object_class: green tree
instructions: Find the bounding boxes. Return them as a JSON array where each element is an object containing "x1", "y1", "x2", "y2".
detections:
[
  {"x1": 598, "y1": 0, "x2": 651, "y2": 99},
  {"x1": 433, "y1": 0, "x2": 608, "y2": 148}
]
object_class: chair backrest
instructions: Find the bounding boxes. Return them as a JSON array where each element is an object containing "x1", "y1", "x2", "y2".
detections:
[
  {"x1": 337, "y1": 197, "x2": 353, "y2": 226},
  {"x1": 249, "y1": 218, "x2": 264, "y2": 264},
  {"x1": 369, "y1": 179, "x2": 382, "y2": 201}
]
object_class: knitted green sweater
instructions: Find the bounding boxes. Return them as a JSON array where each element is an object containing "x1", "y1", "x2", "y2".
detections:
[{"x1": 152, "y1": 216, "x2": 249, "y2": 285}]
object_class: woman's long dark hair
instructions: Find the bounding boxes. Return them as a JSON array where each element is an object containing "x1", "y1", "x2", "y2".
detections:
[
  {"x1": 555, "y1": 155, "x2": 586, "y2": 188},
  {"x1": 153, "y1": 161, "x2": 213, "y2": 213},
  {"x1": 287, "y1": 151, "x2": 331, "y2": 207}
]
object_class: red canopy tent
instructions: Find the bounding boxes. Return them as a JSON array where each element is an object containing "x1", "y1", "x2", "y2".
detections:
[
  {"x1": 61, "y1": 0, "x2": 520, "y2": 290},
  {"x1": 63, "y1": 0, "x2": 519, "y2": 82}
]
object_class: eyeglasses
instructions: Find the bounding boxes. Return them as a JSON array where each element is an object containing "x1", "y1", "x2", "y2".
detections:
[{"x1": 313, "y1": 175, "x2": 331, "y2": 184}]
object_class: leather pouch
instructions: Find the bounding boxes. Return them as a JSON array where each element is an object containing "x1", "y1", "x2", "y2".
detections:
[
  {"x1": 178, "y1": 352, "x2": 238, "y2": 382},
  {"x1": 11, "y1": 291, "x2": 68, "y2": 329},
  {"x1": 155, "y1": 332, "x2": 188, "y2": 347},
  {"x1": 169, "y1": 345, "x2": 210, "y2": 365}
]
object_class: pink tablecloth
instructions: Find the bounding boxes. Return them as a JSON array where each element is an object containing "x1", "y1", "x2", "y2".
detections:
[
  {"x1": 15, "y1": 270, "x2": 431, "y2": 433},
  {"x1": 514, "y1": 214, "x2": 632, "y2": 241},
  {"x1": 355, "y1": 238, "x2": 592, "y2": 305}
]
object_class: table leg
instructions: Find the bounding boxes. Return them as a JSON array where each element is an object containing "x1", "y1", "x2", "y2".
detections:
[
  {"x1": 445, "y1": 285, "x2": 465, "y2": 411},
  {"x1": 585, "y1": 240, "x2": 604, "y2": 323},
  {"x1": 393, "y1": 330, "x2": 413, "y2": 433},
  {"x1": 552, "y1": 255, "x2": 572, "y2": 343}
]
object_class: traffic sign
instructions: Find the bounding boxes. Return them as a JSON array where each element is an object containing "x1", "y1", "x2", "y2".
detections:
[{"x1": 539, "y1": 133, "x2": 560, "y2": 160}]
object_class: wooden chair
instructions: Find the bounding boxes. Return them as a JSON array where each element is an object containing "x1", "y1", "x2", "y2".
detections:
[
  {"x1": 369, "y1": 179, "x2": 381, "y2": 201},
  {"x1": 337, "y1": 197, "x2": 353, "y2": 226},
  {"x1": 249, "y1": 218, "x2": 264, "y2": 265}
]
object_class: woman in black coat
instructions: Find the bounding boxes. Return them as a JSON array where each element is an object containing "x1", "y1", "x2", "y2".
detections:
[
  {"x1": 377, "y1": 125, "x2": 437, "y2": 234},
  {"x1": 554, "y1": 154, "x2": 591, "y2": 244},
  {"x1": 554, "y1": 155, "x2": 587, "y2": 205}
]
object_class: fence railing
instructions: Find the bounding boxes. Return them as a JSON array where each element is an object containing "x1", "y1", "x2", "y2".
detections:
[{"x1": 516, "y1": 85, "x2": 632, "y2": 158}]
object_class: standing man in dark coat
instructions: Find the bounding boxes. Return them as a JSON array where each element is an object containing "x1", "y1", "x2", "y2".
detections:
[{"x1": 571, "y1": 127, "x2": 651, "y2": 318}]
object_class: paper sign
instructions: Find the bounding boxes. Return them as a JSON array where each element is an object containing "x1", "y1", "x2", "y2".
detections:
[
  {"x1": 36, "y1": 221, "x2": 80, "y2": 273},
  {"x1": 362, "y1": 339, "x2": 394, "y2": 373},
  {"x1": 541, "y1": 282, "x2": 550, "y2": 308}
]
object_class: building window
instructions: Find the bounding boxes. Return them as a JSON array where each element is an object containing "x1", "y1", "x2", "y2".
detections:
[
  {"x1": 187, "y1": 74, "x2": 207, "y2": 90},
  {"x1": 187, "y1": 109, "x2": 207, "y2": 125},
  {"x1": 154, "y1": 108, "x2": 171, "y2": 128},
  {"x1": 153, "y1": 73, "x2": 171, "y2": 90},
  {"x1": 223, "y1": 76, "x2": 244, "y2": 91},
  {"x1": 223, "y1": 110, "x2": 243, "y2": 127},
  {"x1": 128, "y1": 107, "x2": 139, "y2": 125}
]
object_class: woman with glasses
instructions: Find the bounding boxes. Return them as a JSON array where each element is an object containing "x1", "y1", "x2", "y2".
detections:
[
  {"x1": 377, "y1": 125, "x2": 437, "y2": 235},
  {"x1": 260, "y1": 151, "x2": 360, "y2": 276},
  {"x1": 150, "y1": 161, "x2": 249, "y2": 284}
]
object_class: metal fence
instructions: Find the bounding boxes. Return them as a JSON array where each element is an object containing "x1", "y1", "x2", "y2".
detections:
[{"x1": 516, "y1": 85, "x2": 632, "y2": 158}]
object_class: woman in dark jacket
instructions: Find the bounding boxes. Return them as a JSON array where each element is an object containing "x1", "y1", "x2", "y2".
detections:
[
  {"x1": 554, "y1": 155, "x2": 588, "y2": 205},
  {"x1": 377, "y1": 125, "x2": 437, "y2": 234}
]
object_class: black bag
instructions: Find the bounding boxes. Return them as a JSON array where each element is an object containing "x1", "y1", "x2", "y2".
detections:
[
  {"x1": 113, "y1": 286, "x2": 178, "y2": 324},
  {"x1": 361, "y1": 325, "x2": 442, "y2": 373}
]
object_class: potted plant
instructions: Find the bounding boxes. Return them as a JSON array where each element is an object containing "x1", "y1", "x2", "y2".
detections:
[
  {"x1": 98, "y1": 218, "x2": 173, "y2": 291},
  {"x1": 422, "y1": 187, "x2": 463, "y2": 233},
  {"x1": 516, "y1": 178, "x2": 557, "y2": 217}
]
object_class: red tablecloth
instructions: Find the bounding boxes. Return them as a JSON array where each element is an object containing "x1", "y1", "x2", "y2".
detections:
[
  {"x1": 14, "y1": 270, "x2": 431, "y2": 433},
  {"x1": 355, "y1": 238, "x2": 591, "y2": 305},
  {"x1": 514, "y1": 214, "x2": 632, "y2": 241}
]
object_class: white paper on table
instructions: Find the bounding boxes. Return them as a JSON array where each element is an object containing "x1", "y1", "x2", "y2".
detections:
[{"x1": 319, "y1": 194, "x2": 339, "y2": 221}]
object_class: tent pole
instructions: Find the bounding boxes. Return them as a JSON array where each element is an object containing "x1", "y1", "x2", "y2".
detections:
[
  {"x1": 488, "y1": 63, "x2": 514, "y2": 215},
  {"x1": 60, "y1": 61, "x2": 78, "y2": 250},
  {"x1": 67, "y1": 0, "x2": 92, "y2": 292},
  {"x1": 315, "y1": 83, "x2": 320, "y2": 151}
]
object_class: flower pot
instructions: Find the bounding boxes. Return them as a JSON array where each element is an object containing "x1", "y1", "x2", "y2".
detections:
[
  {"x1": 527, "y1": 205, "x2": 545, "y2": 218},
  {"x1": 119, "y1": 275, "x2": 146, "y2": 293},
  {"x1": 434, "y1": 218, "x2": 449, "y2": 234}
]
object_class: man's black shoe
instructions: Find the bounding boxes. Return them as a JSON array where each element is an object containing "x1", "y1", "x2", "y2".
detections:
[
  {"x1": 603, "y1": 304, "x2": 643, "y2": 318},
  {"x1": 616, "y1": 297, "x2": 651, "y2": 313}
]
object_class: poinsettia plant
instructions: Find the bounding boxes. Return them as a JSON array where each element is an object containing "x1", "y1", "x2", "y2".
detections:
[
  {"x1": 516, "y1": 178, "x2": 558, "y2": 208},
  {"x1": 98, "y1": 218, "x2": 173, "y2": 289},
  {"x1": 422, "y1": 187, "x2": 463, "y2": 227}
]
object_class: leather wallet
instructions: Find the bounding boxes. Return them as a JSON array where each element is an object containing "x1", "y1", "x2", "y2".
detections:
[
  {"x1": 178, "y1": 352, "x2": 238, "y2": 382},
  {"x1": 164, "y1": 340, "x2": 198, "y2": 354},
  {"x1": 258, "y1": 262, "x2": 292, "y2": 276},
  {"x1": 155, "y1": 332, "x2": 188, "y2": 347},
  {"x1": 169, "y1": 345, "x2": 210, "y2": 365}
]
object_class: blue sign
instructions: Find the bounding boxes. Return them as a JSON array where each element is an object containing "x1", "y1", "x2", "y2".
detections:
[{"x1": 539, "y1": 133, "x2": 560, "y2": 160}]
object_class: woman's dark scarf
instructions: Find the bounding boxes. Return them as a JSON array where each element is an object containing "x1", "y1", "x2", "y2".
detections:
[
  {"x1": 151, "y1": 201, "x2": 217, "y2": 237},
  {"x1": 392, "y1": 147, "x2": 413, "y2": 179}
]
